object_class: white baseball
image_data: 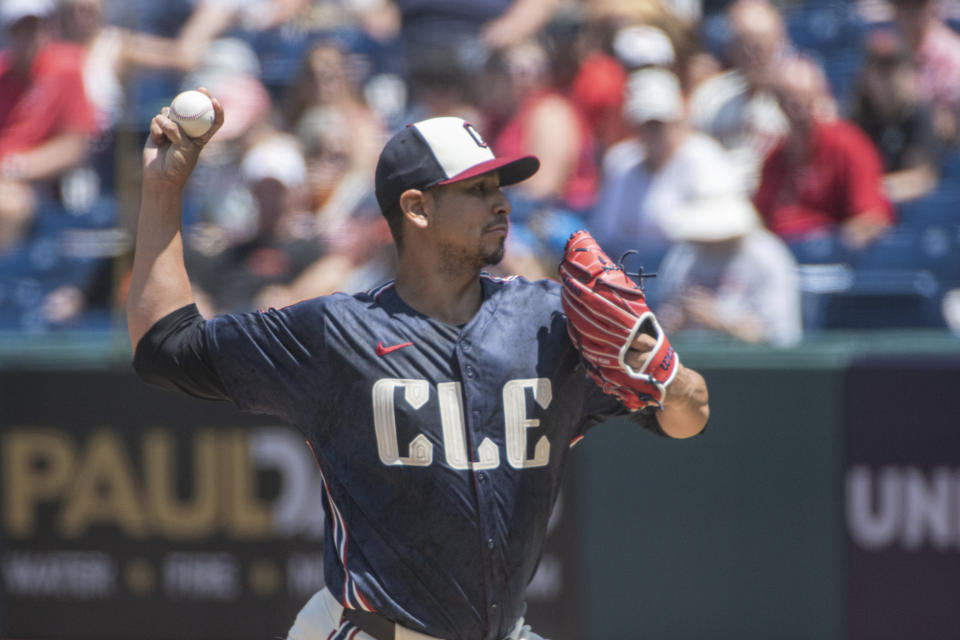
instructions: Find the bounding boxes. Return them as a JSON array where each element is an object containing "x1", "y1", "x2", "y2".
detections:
[{"x1": 169, "y1": 90, "x2": 215, "y2": 138}]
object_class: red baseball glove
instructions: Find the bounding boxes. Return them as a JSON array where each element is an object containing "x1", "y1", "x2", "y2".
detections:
[{"x1": 559, "y1": 230, "x2": 679, "y2": 410}]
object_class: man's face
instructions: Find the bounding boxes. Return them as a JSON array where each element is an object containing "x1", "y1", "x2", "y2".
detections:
[
  {"x1": 425, "y1": 171, "x2": 511, "y2": 271},
  {"x1": 774, "y1": 67, "x2": 820, "y2": 129},
  {"x1": 305, "y1": 138, "x2": 349, "y2": 207},
  {"x1": 6, "y1": 16, "x2": 48, "y2": 72},
  {"x1": 729, "y1": 7, "x2": 785, "y2": 90},
  {"x1": 63, "y1": 0, "x2": 103, "y2": 41},
  {"x1": 308, "y1": 45, "x2": 348, "y2": 103},
  {"x1": 636, "y1": 119, "x2": 680, "y2": 168},
  {"x1": 893, "y1": 0, "x2": 937, "y2": 42},
  {"x1": 251, "y1": 177, "x2": 292, "y2": 235}
]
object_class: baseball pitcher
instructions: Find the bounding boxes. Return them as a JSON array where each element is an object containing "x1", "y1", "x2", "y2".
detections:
[{"x1": 127, "y1": 94, "x2": 710, "y2": 640}]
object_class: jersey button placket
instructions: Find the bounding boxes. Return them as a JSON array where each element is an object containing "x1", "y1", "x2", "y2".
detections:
[{"x1": 457, "y1": 336, "x2": 501, "y2": 631}]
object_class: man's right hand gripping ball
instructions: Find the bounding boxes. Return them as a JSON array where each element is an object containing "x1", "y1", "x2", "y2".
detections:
[
  {"x1": 144, "y1": 88, "x2": 223, "y2": 191},
  {"x1": 559, "y1": 230, "x2": 679, "y2": 411}
]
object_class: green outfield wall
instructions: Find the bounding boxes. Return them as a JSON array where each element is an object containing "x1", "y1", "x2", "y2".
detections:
[
  {"x1": 0, "y1": 331, "x2": 958, "y2": 640},
  {"x1": 577, "y1": 333, "x2": 960, "y2": 640}
]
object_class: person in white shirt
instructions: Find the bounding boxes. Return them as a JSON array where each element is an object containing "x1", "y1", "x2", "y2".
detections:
[
  {"x1": 655, "y1": 190, "x2": 803, "y2": 347},
  {"x1": 590, "y1": 67, "x2": 746, "y2": 275},
  {"x1": 688, "y1": 0, "x2": 791, "y2": 192}
]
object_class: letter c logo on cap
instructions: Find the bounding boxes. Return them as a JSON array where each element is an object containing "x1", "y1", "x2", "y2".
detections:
[{"x1": 463, "y1": 123, "x2": 488, "y2": 149}]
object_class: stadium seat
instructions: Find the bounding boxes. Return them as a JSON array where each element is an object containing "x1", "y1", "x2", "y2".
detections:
[
  {"x1": 127, "y1": 70, "x2": 186, "y2": 131},
  {"x1": 897, "y1": 187, "x2": 960, "y2": 226},
  {"x1": 0, "y1": 196, "x2": 123, "y2": 331},
  {"x1": 800, "y1": 267, "x2": 945, "y2": 330},
  {"x1": 786, "y1": 0, "x2": 866, "y2": 53},
  {"x1": 787, "y1": 232, "x2": 852, "y2": 265},
  {"x1": 939, "y1": 148, "x2": 960, "y2": 182},
  {"x1": 246, "y1": 28, "x2": 314, "y2": 90},
  {"x1": 854, "y1": 224, "x2": 960, "y2": 281}
]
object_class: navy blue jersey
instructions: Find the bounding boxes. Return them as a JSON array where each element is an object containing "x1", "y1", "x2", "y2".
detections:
[{"x1": 202, "y1": 274, "x2": 656, "y2": 640}]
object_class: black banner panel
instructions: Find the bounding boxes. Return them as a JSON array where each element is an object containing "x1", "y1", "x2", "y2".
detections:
[
  {"x1": 0, "y1": 370, "x2": 581, "y2": 640},
  {"x1": 845, "y1": 357, "x2": 960, "y2": 640}
]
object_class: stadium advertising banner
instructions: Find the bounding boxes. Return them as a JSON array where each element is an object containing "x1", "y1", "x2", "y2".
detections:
[
  {"x1": 0, "y1": 370, "x2": 326, "y2": 640},
  {"x1": 845, "y1": 357, "x2": 960, "y2": 639},
  {"x1": 0, "y1": 369, "x2": 580, "y2": 640}
]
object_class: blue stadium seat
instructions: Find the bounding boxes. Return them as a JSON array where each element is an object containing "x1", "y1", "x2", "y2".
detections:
[
  {"x1": 786, "y1": 0, "x2": 867, "y2": 54},
  {"x1": 896, "y1": 187, "x2": 960, "y2": 226},
  {"x1": 939, "y1": 148, "x2": 960, "y2": 182},
  {"x1": 699, "y1": 12, "x2": 733, "y2": 62},
  {"x1": 801, "y1": 267, "x2": 945, "y2": 330},
  {"x1": 245, "y1": 26, "x2": 396, "y2": 95},
  {"x1": 245, "y1": 28, "x2": 314, "y2": 90},
  {"x1": 785, "y1": 0, "x2": 870, "y2": 109},
  {"x1": 30, "y1": 193, "x2": 117, "y2": 237},
  {"x1": 0, "y1": 196, "x2": 121, "y2": 331},
  {"x1": 126, "y1": 70, "x2": 185, "y2": 131},
  {"x1": 854, "y1": 225, "x2": 960, "y2": 282},
  {"x1": 822, "y1": 50, "x2": 864, "y2": 109},
  {"x1": 130, "y1": 0, "x2": 193, "y2": 36},
  {"x1": 787, "y1": 232, "x2": 852, "y2": 264}
]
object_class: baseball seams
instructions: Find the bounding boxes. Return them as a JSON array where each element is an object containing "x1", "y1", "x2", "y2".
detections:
[
  {"x1": 173, "y1": 104, "x2": 210, "y2": 120},
  {"x1": 169, "y1": 91, "x2": 215, "y2": 137}
]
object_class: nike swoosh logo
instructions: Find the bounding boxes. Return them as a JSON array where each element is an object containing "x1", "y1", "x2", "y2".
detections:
[{"x1": 376, "y1": 341, "x2": 414, "y2": 356}]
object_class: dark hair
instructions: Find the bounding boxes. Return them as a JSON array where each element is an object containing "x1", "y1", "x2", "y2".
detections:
[
  {"x1": 380, "y1": 184, "x2": 450, "y2": 251},
  {"x1": 865, "y1": 29, "x2": 908, "y2": 67},
  {"x1": 382, "y1": 201, "x2": 404, "y2": 249}
]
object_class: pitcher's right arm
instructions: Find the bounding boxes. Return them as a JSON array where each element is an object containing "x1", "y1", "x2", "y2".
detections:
[{"x1": 126, "y1": 90, "x2": 223, "y2": 351}]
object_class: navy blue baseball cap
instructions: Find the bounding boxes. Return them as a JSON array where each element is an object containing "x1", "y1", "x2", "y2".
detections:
[{"x1": 375, "y1": 116, "x2": 540, "y2": 213}]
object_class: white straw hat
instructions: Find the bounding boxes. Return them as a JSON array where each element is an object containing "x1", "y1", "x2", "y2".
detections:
[{"x1": 624, "y1": 68, "x2": 684, "y2": 124}]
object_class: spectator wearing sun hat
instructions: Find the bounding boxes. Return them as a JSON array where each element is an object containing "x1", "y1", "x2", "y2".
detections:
[
  {"x1": 654, "y1": 181, "x2": 802, "y2": 346},
  {"x1": 590, "y1": 67, "x2": 751, "y2": 277}
]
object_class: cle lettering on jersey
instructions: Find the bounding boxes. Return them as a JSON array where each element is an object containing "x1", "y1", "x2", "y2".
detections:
[{"x1": 372, "y1": 377, "x2": 551, "y2": 470}]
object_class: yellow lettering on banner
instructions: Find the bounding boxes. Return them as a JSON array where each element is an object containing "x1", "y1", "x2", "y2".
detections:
[
  {"x1": 2, "y1": 426, "x2": 287, "y2": 539},
  {"x1": 2, "y1": 429, "x2": 75, "y2": 537},
  {"x1": 223, "y1": 431, "x2": 269, "y2": 538},
  {"x1": 248, "y1": 559, "x2": 281, "y2": 595},
  {"x1": 60, "y1": 429, "x2": 147, "y2": 538},
  {"x1": 144, "y1": 429, "x2": 218, "y2": 538}
]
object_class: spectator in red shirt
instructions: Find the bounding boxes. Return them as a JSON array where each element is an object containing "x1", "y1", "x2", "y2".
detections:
[
  {"x1": 479, "y1": 38, "x2": 599, "y2": 279},
  {"x1": 484, "y1": 39, "x2": 598, "y2": 213},
  {"x1": 0, "y1": 0, "x2": 97, "y2": 251},
  {"x1": 754, "y1": 57, "x2": 894, "y2": 251}
]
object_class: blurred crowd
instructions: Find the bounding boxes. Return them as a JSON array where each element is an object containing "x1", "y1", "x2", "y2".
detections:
[{"x1": 2, "y1": 0, "x2": 960, "y2": 344}]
